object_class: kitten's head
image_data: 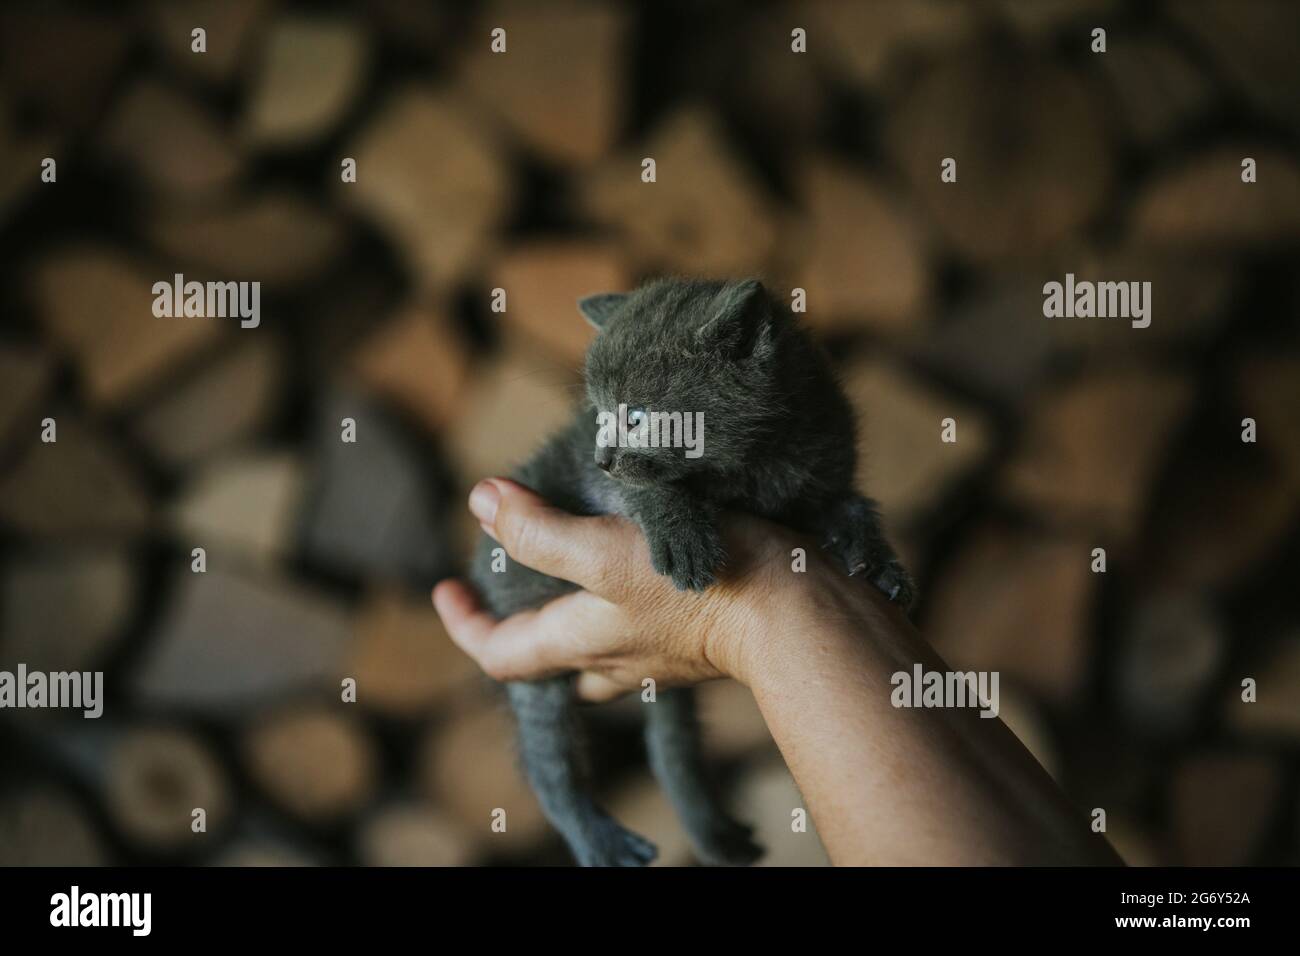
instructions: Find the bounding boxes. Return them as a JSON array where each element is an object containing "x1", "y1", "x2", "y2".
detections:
[{"x1": 580, "y1": 278, "x2": 785, "y2": 486}]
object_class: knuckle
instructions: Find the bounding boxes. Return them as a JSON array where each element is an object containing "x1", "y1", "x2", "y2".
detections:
[
  {"x1": 588, "y1": 516, "x2": 637, "y2": 593},
  {"x1": 592, "y1": 557, "x2": 632, "y2": 601},
  {"x1": 497, "y1": 503, "x2": 539, "y2": 562},
  {"x1": 480, "y1": 650, "x2": 516, "y2": 683}
]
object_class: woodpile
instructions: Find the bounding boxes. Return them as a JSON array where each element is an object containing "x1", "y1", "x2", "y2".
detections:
[
  {"x1": 926, "y1": 525, "x2": 1094, "y2": 704},
  {"x1": 105, "y1": 727, "x2": 231, "y2": 851},
  {"x1": 1, "y1": 1, "x2": 1296, "y2": 867},
  {"x1": 243, "y1": 707, "x2": 377, "y2": 824}
]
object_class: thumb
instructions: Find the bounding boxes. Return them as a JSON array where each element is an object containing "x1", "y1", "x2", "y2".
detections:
[{"x1": 469, "y1": 478, "x2": 634, "y2": 597}]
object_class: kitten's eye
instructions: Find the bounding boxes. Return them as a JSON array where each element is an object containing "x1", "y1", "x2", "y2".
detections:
[{"x1": 626, "y1": 407, "x2": 647, "y2": 428}]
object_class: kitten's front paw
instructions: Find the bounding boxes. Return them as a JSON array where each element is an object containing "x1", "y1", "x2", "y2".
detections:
[
  {"x1": 865, "y1": 560, "x2": 916, "y2": 609},
  {"x1": 648, "y1": 524, "x2": 725, "y2": 592},
  {"x1": 822, "y1": 497, "x2": 915, "y2": 609}
]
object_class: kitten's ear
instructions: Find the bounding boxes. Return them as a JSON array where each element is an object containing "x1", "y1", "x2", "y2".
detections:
[
  {"x1": 577, "y1": 292, "x2": 627, "y2": 330},
  {"x1": 697, "y1": 278, "x2": 766, "y2": 355}
]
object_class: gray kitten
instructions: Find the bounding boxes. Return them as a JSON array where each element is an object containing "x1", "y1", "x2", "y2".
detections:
[{"x1": 469, "y1": 277, "x2": 912, "y2": 866}]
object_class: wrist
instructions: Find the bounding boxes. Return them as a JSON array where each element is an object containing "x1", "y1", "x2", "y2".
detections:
[
  {"x1": 713, "y1": 572, "x2": 831, "y2": 688},
  {"x1": 727, "y1": 563, "x2": 912, "y2": 690}
]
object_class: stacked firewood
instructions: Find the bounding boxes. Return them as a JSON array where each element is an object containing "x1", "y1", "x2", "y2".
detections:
[{"x1": 1, "y1": 0, "x2": 1297, "y2": 866}]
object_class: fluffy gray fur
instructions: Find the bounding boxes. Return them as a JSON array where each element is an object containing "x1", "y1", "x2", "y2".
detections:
[{"x1": 469, "y1": 277, "x2": 912, "y2": 866}]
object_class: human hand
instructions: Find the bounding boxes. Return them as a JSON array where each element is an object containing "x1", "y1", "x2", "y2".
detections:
[
  {"x1": 432, "y1": 478, "x2": 836, "y2": 701},
  {"x1": 434, "y1": 480, "x2": 1121, "y2": 868}
]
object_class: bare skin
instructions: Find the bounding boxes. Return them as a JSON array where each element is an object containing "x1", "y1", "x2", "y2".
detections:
[{"x1": 434, "y1": 478, "x2": 1122, "y2": 866}]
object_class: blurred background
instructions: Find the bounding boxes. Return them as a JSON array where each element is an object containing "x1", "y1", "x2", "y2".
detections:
[{"x1": 0, "y1": 0, "x2": 1298, "y2": 867}]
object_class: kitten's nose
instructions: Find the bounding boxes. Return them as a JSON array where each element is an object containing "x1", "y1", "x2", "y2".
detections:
[{"x1": 595, "y1": 446, "x2": 615, "y2": 472}]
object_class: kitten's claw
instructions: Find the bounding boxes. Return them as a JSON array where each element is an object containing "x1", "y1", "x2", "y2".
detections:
[{"x1": 870, "y1": 561, "x2": 915, "y2": 608}]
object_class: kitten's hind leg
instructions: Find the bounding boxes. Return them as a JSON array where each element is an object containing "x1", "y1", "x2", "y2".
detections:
[
  {"x1": 822, "y1": 493, "x2": 916, "y2": 609},
  {"x1": 645, "y1": 687, "x2": 763, "y2": 866},
  {"x1": 507, "y1": 678, "x2": 657, "y2": 867}
]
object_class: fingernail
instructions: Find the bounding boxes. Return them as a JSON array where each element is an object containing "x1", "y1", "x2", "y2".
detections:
[{"x1": 469, "y1": 480, "x2": 501, "y2": 526}]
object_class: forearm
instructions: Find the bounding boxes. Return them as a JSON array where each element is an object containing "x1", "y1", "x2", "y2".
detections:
[
  {"x1": 735, "y1": 577, "x2": 1121, "y2": 866},
  {"x1": 441, "y1": 488, "x2": 1121, "y2": 865}
]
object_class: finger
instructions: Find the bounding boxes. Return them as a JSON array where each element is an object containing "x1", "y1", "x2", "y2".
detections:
[
  {"x1": 468, "y1": 477, "x2": 638, "y2": 598},
  {"x1": 575, "y1": 672, "x2": 628, "y2": 704},
  {"x1": 435, "y1": 580, "x2": 616, "y2": 683},
  {"x1": 432, "y1": 578, "x2": 496, "y2": 654},
  {"x1": 434, "y1": 578, "x2": 554, "y2": 680},
  {"x1": 477, "y1": 590, "x2": 614, "y2": 681}
]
